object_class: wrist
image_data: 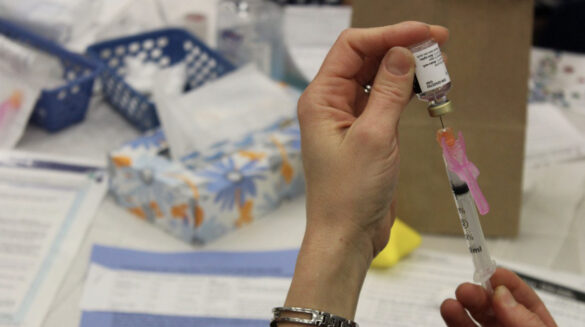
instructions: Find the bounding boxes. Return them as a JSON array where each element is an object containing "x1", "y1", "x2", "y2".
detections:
[
  {"x1": 304, "y1": 189, "x2": 384, "y2": 259},
  {"x1": 282, "y1": 225, "x2": 373, "y2": 325},
  {"x1": 303, "y1": 222, "x2": 375, "y2": 269}
]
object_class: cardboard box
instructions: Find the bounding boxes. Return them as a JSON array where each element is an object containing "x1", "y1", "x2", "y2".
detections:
[
  {"x1": 108, "y1": 120, "x2": 304, "y2": 243},
  {"x1": 352, "y1": 0, "x2": 534, "y2": 236}
]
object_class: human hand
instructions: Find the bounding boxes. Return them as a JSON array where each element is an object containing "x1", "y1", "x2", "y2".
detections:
[
  {"x1": 298, "y1": 21, "x2": 449, "y2": 262},
  {"x1": 282, "y1": 22, "x2": 449, "y2": 322},
  {"x1": 441, "y1": 268, "x2": 557, "y2": 327}
]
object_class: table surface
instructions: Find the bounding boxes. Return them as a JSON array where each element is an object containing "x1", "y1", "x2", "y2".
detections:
[{"x1": 16, "y1": 94, "x2": 585, "y2": 326}]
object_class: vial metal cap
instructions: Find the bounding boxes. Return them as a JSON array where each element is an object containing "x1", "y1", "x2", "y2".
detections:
[{"x1": 428, "y1": 100, "x2": 453, "y2": 117}]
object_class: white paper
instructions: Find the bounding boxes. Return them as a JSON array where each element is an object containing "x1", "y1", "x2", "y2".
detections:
[
  {"x1": 525, "y1": 102, "x2": 585, "y2": 168},
  {"x1": 500, "y1": 260, "x2": 585, "y2": 327},
  {"x1": 81, "y1": 264, "x2": 291, "y2": 320},
  {"x1": 0, "y1": 151, "x2": 107, "y2": 327},
  {"x1": 486, "y1": 160, "x2": 585, "y2": 280},
  {"x1": 80, "y1": 247, "x2": 585, "y2": 326},
  {"x1": 80, "y1": 246, "x2": 299, "y2": 326},
  {"x1": 359, "y1": 251, "x2": 585, "y2": 326}
]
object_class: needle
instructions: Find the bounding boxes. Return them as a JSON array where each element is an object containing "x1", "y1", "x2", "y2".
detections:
[{"x1": 439, "y1": 116, "x2": 445, "y2": 129}]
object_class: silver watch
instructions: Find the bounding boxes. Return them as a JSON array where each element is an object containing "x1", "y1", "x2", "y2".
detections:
[{"x1": 271, "y1": 307, "x2": 359, "y2": 327}]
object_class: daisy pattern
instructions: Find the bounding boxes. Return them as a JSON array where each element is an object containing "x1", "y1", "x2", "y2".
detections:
[{"x1": 199, "y1": 157, "x2": 267, "y2": 227}]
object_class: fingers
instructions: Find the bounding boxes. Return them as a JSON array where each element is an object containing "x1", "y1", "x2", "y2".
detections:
[
  {"x1": 440, "y1": 299, "x2": 477, "y2": 327},
  {"x1": 490, "y1": 268, "x2": 557, "y2": 326},
  {"x1": 491, "y1": 285, "x2": 550, "y2": 327},
  {"x1": 317, "y1": 21, "x2": 433, "y2": 80},
  {"x1": 442, "y1": 288, "x2": 549, "y2": 327},
  {"x1": 353, "y1": 25, "x2": 448, "y2": 86},
  {"x1": 454, "y1": 283, "x2": 496, "y2": 324},
  {"x1": 447, "y1": 269, "x2": 557, "y2": 327},
  {"x1": 490, "y1": 268, "x2": 543, "y2": 310},
  {"x1": 430, "y1": 25, "x2": 449, "y2": 45},
  {"x1": 357, "y1": 46, "x2": 414, "y2": 133},
  {"x1": 354, "y1": 56, "x2": 382, "y2": 89}
]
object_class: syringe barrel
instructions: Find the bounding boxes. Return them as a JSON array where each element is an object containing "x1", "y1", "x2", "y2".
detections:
[{"x1": 447, "y1": 169, "x2": 496, "y2": 284}]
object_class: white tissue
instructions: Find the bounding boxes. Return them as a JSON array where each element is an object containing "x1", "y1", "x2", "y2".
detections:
[
  {"x1": 154, "y1": 65, "x2": 297, "y2": 160},
  {"x1": 124, "y1": 56, "x2": 162, "y2": 97}
]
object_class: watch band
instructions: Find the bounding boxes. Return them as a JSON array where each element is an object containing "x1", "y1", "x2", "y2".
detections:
[{"x1": 271, "y1": 307, "x2": 359, "y2": 327}]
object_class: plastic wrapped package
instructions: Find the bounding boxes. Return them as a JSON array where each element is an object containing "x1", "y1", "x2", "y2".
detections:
[
  {"x1": 0, "y1": 69, "x2": 41, "y2": 149},
  {"x1": 0, "y1": 0, "x2": 100, "y2": 44}
]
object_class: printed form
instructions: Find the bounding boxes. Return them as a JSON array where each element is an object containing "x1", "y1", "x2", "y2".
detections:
[
  {"x1": 525, "y1": 103, "x2": 585, "y2": 167},
  {"x1": 0, "y1": 151, "x2": 107, "y2": 327},
  {"x1": 80, "y1": 246, "x2": 585, "y2": 326}
]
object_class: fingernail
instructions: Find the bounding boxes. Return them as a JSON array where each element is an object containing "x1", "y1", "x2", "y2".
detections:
[
  {"x1": 385, "y1": 47, "x2": 413, "y2": 76},
  {"x1": 494, "y1": 285, "x2": 517, "y2": 308}
]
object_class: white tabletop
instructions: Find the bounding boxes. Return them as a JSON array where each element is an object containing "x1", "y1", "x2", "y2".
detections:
[{"x1": 14, "y1": 94, "x2": 585, "y2": 327}]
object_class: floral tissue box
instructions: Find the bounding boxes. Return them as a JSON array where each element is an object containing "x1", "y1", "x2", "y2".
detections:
[{"x1": 108, "y1": 119, "x2": 304, "y2": 244}]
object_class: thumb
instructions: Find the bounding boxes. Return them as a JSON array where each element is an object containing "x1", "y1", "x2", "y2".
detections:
[
  {"x1": 359, "y1": 46, "x2": 415, "y2": 133},
  {"x1": 492, "y1": 285, "x2": 548, "y2": 327}
]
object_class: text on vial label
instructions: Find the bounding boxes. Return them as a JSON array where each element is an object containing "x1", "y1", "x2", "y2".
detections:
[{"x1": 412, "y1": 42, "x2": 451, "y2": 93}]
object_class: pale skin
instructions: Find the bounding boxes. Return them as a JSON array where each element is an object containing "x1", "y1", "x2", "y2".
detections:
[{"x1": 281, "y1": 21, "x2": 558, "y2": 327}]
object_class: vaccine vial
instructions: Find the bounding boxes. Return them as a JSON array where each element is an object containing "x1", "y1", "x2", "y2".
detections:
[{"x1": 409, "y1": 39, "x2": 452, "y2": 117}]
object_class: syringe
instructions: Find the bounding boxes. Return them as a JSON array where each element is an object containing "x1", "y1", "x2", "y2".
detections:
[{"x1": 437, "y1": 128, "x2": 496, "y2": 292}]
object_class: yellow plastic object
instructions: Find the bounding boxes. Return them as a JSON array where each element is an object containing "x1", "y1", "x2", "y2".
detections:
[{"x1": 371, "y1": 218, "x2": 422, "y2": 268}]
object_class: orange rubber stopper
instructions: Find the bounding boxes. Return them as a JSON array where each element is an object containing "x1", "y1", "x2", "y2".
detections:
[{"x1": 436, "y1": 127, "x2": 456, "y2": 147}]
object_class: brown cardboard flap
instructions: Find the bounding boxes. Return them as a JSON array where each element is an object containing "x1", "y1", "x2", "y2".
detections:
[{"x1": 352, "y1": 0, "x2": 534, "y2": 236}]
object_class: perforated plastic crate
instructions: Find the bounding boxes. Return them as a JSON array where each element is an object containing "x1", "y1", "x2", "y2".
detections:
[
  {"x1": 0, "y1": 18, "x2": 101, "y2": 132},
  {"x1": 87, "y1": 29, "x2": 236, "y2": 132}
]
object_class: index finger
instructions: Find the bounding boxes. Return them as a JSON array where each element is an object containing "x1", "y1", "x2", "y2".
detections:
[
  {"x1": 491, "y1": 268, "x2": 557, "y2": 326},
  {"x1": 316, "y1": 21, "x2": 448, "y2": 81}
]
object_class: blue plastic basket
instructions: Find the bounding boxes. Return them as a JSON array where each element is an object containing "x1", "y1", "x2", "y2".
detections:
[
  {"x1": 86, "y1": 29, "x2": 236, "y2": 132},
  {"x1": 0, "y1": 18, "x2": 101, "y2": 132}
]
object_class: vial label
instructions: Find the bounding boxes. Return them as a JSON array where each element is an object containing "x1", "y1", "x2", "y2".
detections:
[{"x1": 412, "y1": 42, "x2": 450, "y2": 93}]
